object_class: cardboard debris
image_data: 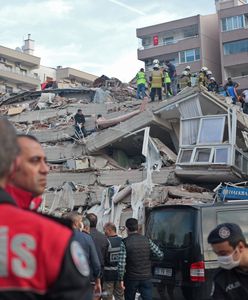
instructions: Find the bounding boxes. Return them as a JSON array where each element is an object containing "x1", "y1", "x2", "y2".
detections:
[{"x1": 7, "y1": 107, "x2": 25, "y2": 116}]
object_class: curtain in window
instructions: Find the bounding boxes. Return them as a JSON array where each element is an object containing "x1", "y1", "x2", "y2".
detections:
[{"x1": 179, "y1": 98, "x2": 202, "y2": 145}]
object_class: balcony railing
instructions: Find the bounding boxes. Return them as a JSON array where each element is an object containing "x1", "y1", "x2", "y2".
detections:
[
  {"x1": 139, "y1": 35, "x2": 199, "y2": 50},
  {"x1": 0, "y1": 64, "x2": 40, "y2": 80}
]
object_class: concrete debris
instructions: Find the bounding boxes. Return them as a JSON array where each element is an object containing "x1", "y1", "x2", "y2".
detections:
[{"x1": 2, "y1": 81, "x2": 248, "y2": 228}]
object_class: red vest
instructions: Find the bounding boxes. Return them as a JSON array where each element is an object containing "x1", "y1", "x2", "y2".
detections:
[
  {"x1": 0, "y1": 200, "x2": 72, "y2": 294},
  {"x1": 5, "y1": 184, "x2": 42, "y2": 211}
]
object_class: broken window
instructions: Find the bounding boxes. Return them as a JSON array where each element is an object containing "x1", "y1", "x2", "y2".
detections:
[{"x1": 198, "y1": 117, "x2": 225, "y2": 144}]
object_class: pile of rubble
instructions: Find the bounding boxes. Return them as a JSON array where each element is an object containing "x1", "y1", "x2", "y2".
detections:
[{"x1": 2, "y1": 79, "x2": 248, "y2": 231}]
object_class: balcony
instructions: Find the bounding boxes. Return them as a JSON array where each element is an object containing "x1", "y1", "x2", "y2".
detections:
[
  {"x1": 175, "y1": 112, "x2": 248, "y2": 182},
  {"x1": 0, "y1": 64, "x2": 40, "y2": 88},
  {"x1": 138, "y1": 35, "x2": 200, "y2": 61},
  {"x1": 0, "y1": 45, "x2": 40, "y2": 67}
]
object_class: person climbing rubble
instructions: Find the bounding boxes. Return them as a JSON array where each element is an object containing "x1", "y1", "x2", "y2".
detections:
[{"x1": 74, "y1": 108, "x2": 87, "y2": 138}]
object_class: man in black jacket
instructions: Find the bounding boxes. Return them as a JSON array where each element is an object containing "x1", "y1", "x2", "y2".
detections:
[
  {"x1": 118, "y1": 218, "x2": 163, "y2": 300},
  {"x1": 74, "y1": 109, "x2": 87, "y2": 137},
  {"x1": 208, "y1": 223, "x2": 248, "y2": 300},
  {"x1": 87, "y1": 213, "x2": 109, "y2": 273}
]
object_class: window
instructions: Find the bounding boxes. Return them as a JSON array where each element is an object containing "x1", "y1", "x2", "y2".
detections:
[
  {"x1": 222, "y1": 15, "x2": 244, "y2": 32},
  {"x1": 146, "y1": 208, "x2": 195, "y2": 249},
  {"x1": 215, "y1": 148, "x2": 228, "y2": 163},
  {"x1": 142, "y1": 37, "x2": 152, "y2": 48},
  {"x1": 163, "y1": 36, "x2": 174, "y2": 45},
  {"x1": 198, "y1": 117, "x2": 225, "y2": 144},
  {"x1": 179, "y1": 48, "x2": 200, "y2": 63},
  {"x1": 235, "y1": 150, "x2": 242, "y2": 169},
  {"x1": 181, "y1": 119, "x2": 200, "y2": 145},
  {"x1": 217, "y1": 211, "x2": 248, "y2": 242},
  {"x1": 179, "y1": 149, "x2": 193, "y2": 163},
  {"x1": 183, "y1": 24, "x2": 198, "y2": 38},
  {"x1": 223, "y1": 39, "x2": 248, "y2": 55},
  {"x1": 194, "y1": 148, "x2": 211, "y2": 163}
]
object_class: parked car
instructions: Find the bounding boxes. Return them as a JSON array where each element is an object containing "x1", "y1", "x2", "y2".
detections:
[{"x1": 145, "y1": 200, "x2": 248, "y2": 300}]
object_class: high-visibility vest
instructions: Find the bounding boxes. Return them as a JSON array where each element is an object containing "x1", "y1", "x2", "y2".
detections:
[
  {"x1": 136, "y1": 71, "x2": 146, "y2": 85},
  {"x1": 164, "y1": 72, "x2": 171, "y2": 84},
  {"x1": 151, "y1": 70, "x2": 163, "y2": 88}
]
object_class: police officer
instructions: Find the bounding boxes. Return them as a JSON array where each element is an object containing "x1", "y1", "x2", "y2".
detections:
[
  {"x1": 208, "y1": 223, "x2": 248, "y2": 300},
  {"x1": 0, "y1": 118, "x2": 90, "y2": 299},
  {"x1": 103, "y1": 222, "x2": 124, "y2": 300}
]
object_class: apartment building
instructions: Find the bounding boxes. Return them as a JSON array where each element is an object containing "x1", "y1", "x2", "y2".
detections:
[
  {"x1": 0, "y1": 35, "x2": 98, "y2": 95},
  {"x1": 136, "y1": 14, "x2": 222, "y2": 82},
  {"x1": 0, "y1": 35, "x2": 40, "y2": 94},
  {"x1": 137, "y1": 0, "x2": 248, "y2": 88},
  {"x1": 217, "y1": 0, "x2": 248, "y2": 89}
]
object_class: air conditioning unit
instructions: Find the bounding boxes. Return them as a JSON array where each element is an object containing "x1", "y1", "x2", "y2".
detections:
[{"x1": 0, "y1": 57, "x2": 6, "y2": 63}]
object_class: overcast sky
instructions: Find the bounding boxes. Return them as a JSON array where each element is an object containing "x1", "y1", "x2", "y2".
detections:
[{"x1": 0, "y1": 0, "x2": 216, "y2": 82}]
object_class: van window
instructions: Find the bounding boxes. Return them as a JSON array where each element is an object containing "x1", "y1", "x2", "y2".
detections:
[
  {"x1": 146, "y1": 208, "x2": 195, "y2": 249},
  {"x1": 217, "y1": 210, "x2": 248, "y2": 241}
]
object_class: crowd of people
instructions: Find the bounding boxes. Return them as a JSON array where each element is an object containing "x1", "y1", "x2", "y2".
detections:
[
  {"x1": 1, "y1": 114, "x2": 248, "y2": 300},
  {"x1": 135, "y1": 60, "x2": 248, "y2": 115}
]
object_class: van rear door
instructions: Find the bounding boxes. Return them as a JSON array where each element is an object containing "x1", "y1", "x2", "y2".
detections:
[{"x1": 146, "y1": 205, "x2": 206, "y2": 300}]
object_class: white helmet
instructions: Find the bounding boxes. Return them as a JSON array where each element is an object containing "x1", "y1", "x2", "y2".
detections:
[
  {"x1": 201, "y1": 66, "x2": 208, "y2": 72},
  {"x1": 154, "y1": 63, "x2": 159, "y2": 69},
  {"x1": 185, "y1": 65, "x2": 191, "y2": 71},
  {"x1": 210, "y1": 77, "x2": 215, "y2": 81},
  {"x1": 182, "y1": 70, "x2": 189, "y2": 76},
  {"x1": 206, "y1": 70, "x2": 212, "y2": 75},
  {"x1": 153, "y1": 59, "x2": 160, "y2": 65}
]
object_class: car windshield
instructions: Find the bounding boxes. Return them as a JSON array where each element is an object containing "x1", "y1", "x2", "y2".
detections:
[{"x1": 146, "y1": 208, "x2": 195, "y2": 249}]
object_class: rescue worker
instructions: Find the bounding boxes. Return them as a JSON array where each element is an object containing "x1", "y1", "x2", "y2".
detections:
[
  {"x1": 103, "y1": 222, "x2": 124, "y2": 300},
  {"x1": 207, "y1": 77, "x2": 219, "y2": 93},
  {"x1": 149, "y1": 63, "x2": 164, "y2": 101},
  {"x1": 0, "y1": 118, "x2": 90, "y2": 299},
  {"x1": 179, "y1": 70, "x2": 191, "y2": 90},
  {"x1": 198, "y1": 67, "x2": 208, "y2": 87},
  {"x1": 205, "y1": 70, "x2": 213, "y2": 86},
  {"x1": 152, "y1": 58, "x2": 160, "y2": 65},
  {"x1": 136, "y1": 68, "x2": 146, "y2": 100},
  {"x1": 208, "y1": 223, "x2": 248, "y2": 300},
  {"x1": 163, "y1": 67, "x2": 172, "y2": 97},
  {"x1": 185, "y1": 65, "x2": 191, "y2": 77}
]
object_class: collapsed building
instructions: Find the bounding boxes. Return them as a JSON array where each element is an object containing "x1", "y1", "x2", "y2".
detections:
[{"x1": 1, "y1": 82, "x2": 248, "y2": 232}]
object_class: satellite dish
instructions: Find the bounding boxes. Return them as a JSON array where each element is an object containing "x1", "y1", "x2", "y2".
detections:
[{"x1": 15, "y1": 47, "x2": 22, "y2": 52}]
